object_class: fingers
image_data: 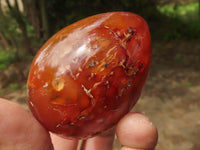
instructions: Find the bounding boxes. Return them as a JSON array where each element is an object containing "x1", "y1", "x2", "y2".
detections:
[
  {"x1": 80, "y1": 127, "x2": 115, "y2": 150},
  {"x1": 79, "y1": 112, "x2": 157, "y2": 150},
  {"x1": 50, "y1": 133, "x2": 78, "y2": 150},
  {"x1": 116, "y1": 112, "x2": 158, "y2": 150},
  {"x1": 51, "y1": 124, "x2": 115, "y2": 150},
  {"x1": 0, "y1": 97, "x2": 157, "y2": 150},
  {"x1": 121, "y1": 147, "x2": 146, "y2": 150},
  {"x1": 0, "y1": 98, "x2": 53, "y2": 150},
  {"x1": 51, "y1": 127, "x2": 115, "y2": 150}
]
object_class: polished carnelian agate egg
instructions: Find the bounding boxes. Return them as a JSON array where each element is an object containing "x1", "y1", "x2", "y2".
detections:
[{"x1": 27, "y1": 12, "x2": 152, "y2": 139}]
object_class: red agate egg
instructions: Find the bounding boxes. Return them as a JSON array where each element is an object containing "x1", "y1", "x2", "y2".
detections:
[{"x1": 27, "y1": 12, "x2": 151, "y2": 139}]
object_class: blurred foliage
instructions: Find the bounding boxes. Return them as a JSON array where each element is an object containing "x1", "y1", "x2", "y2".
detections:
[
  {"x1": 185, "y1": 82, "x2": 193, "y2": 87},
  {"x1": 158, "y1": 2, "x2": 198, "y2": 19},
  {"x1": 0, "y1": 49, "x2": 15, "y2": 70},
  {"x1": 9, "y1": 83, "x2": 20, "y2": 90},
  {"x1": 0, "y1": 10, "x2": 19, "y2": 38},
  {"x1": 157, "y1": 2, "x2": 200, "y2": 40},
  {"x1": 22, "y1": 84, "x2": 27, "y2": 90},
  {"x1": 45, "y1": 1, "x2": 200, "y2": 41},
  {"x1": 46, "y1": 0, "x2": 160, "y2": 33},
  {"x1": 0, "y1": 0, "x2": 199, "y2": 64}
]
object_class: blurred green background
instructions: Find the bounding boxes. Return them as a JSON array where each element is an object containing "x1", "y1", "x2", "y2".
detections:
[
  {"x1": 0, "y1": 0, "x2": 200, "y2": 150},
  {"x1": 0, "y1": 0, "x2": 199, "y2": 67}
]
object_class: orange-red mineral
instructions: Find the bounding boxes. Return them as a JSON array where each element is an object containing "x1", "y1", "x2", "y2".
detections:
[{"x1": 27, "y1": 12, "x2": 151, "y2": 139}]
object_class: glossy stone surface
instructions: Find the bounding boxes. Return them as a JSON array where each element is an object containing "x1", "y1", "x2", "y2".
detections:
[{"x1": 27, "y1": 12, "x2": 151, "y2": 139}]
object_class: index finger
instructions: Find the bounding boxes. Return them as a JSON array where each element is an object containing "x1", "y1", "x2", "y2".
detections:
[{"x1": 116, "y1": 112, "x2": 158, "y2": 149}]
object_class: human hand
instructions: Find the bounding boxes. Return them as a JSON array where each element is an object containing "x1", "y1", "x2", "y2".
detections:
[{"x1": 0, "y1": 98, "x2": 158, "y2": 150}]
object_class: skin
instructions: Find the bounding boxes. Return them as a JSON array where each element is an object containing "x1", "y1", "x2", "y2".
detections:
[{"x1": 0, "y1": 98, "x2": 158, "y2": 150}]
